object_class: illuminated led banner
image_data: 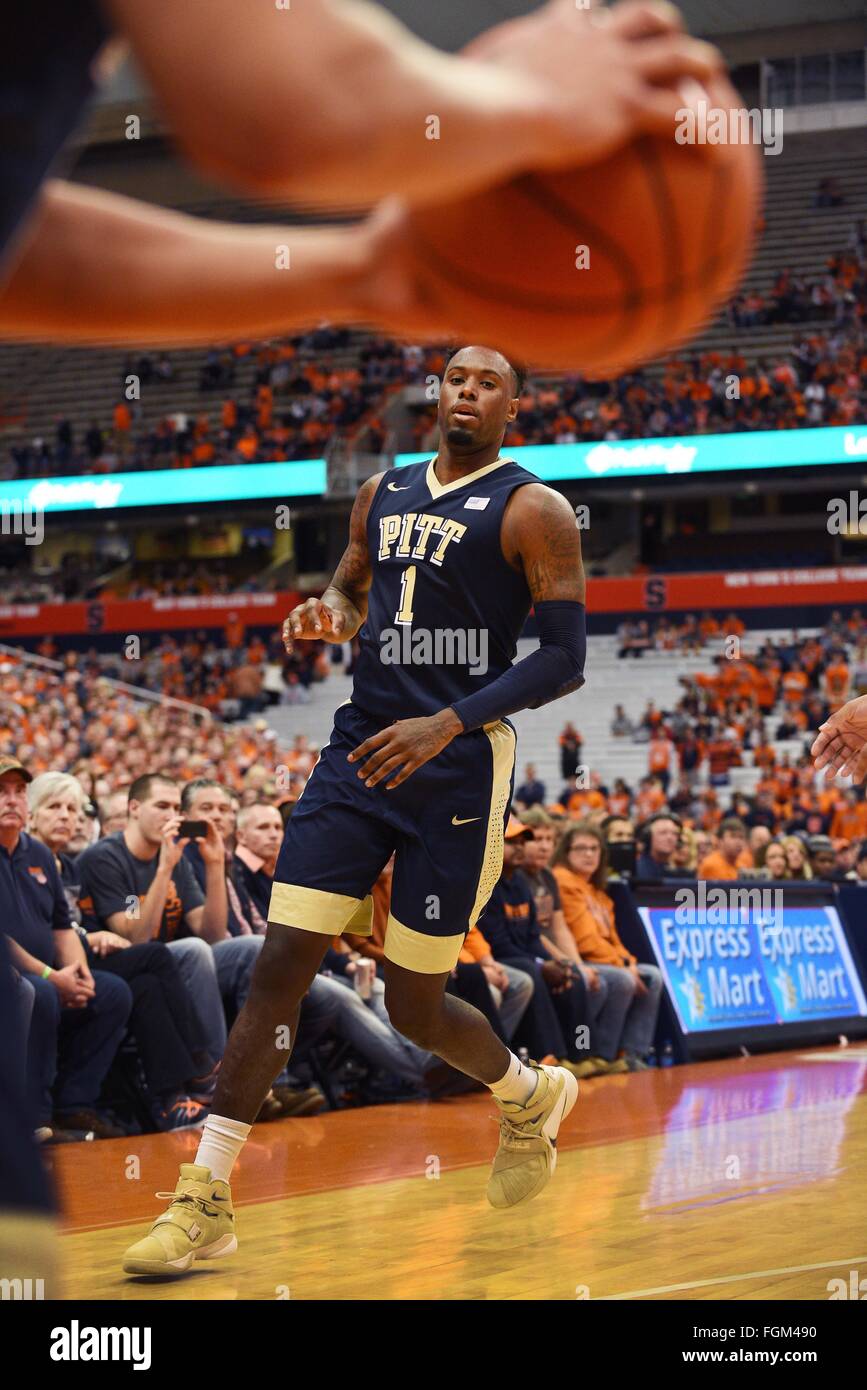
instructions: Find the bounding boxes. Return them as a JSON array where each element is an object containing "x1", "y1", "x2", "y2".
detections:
[
  {"x1": 638, "y1": 899, "x2": 867, "y2": 1034},
  {"x1": 396, "y1": 425, "x2": 867, "y2": 481},
  {"x1": 0, "y1": 459, "x2": 326, "y2": 514}
]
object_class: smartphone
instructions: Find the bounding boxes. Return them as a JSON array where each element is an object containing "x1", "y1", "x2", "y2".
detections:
[{"x1": 177, "y1": 819, "x2": 208, "y2": 840}]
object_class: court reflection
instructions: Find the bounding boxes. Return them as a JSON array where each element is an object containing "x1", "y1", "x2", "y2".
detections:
[{"x1": 642, "y1": 1054, "x2": 867, "y2": 1214}]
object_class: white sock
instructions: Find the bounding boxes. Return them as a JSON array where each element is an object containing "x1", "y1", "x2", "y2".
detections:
[
  {"x1": 488, "y1": 1052, "x2": 539, "y2": 1105},
  {"x1": 194, "y1": 1114, "x2": 252, "y2": 1183}
]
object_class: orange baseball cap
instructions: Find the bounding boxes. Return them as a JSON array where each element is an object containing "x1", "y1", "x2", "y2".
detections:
[{"x1": 504, "y1": 815, "x2": 533, "y2": 841}]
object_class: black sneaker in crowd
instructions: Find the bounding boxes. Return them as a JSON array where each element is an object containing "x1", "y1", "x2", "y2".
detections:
[
  {"x1": 53, "y1": 1108, "x2": 126, "y2": 1139},
  {"x1": 271, "y1": 1085, "x2": 326, "y2": 1117}
]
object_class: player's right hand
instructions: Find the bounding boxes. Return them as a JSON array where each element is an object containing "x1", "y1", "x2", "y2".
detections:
[
  {"x1": 811, "y1": 694, "x2": 867, "y2": 783},
  {"x1": 461, "y1": 0, "x2": 725, "y2": 172},
  {"x1": 282, "y1": 598, "x2": 347, "y2": 654}
]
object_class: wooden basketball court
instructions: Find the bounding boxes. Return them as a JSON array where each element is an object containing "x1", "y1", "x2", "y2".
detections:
[{"x1": 53, "y1": 1047, "x2": 867, "y2": 1302}]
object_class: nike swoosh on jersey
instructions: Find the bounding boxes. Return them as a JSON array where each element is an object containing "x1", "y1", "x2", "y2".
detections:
[
  {"x1": 387, "y1": 481, "x2": 410, "y2": 491},
  {"x1": 451, "y1": 815, "x2": 481, "y2": 825}
]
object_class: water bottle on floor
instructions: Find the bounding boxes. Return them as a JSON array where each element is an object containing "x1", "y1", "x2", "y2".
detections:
[{"x1": 661, "y1": 1042, "x2": 674, "y2": 1068}]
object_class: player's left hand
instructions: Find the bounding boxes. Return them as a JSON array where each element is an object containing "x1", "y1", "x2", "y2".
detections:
[{"x1": 348, "y1": 709, "x2": 463, "y2": 789}]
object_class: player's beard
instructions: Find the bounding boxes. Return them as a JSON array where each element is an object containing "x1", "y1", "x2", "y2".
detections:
[{"x1": 445, "y1": 424, "x2": 475, "y2": 446}]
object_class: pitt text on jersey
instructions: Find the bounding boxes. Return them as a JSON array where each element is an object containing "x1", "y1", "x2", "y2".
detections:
[{"x1": 377, "y1": 509, "x2": 487, "y2": 672}]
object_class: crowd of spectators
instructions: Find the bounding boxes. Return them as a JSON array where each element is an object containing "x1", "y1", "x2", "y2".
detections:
[
  {"x1": 0, "y1": 559, "x2": 280, "y2": 605},
  {"x1": 1, "y1": 645, "x2": 325, "y2": 800},
  {"x1": 489, "y1": 330, "x2": 865, "y2": 447},
  {"x1": 516, "y1": 614, "x2": 867, "y2": 886},
  {"x1": 1, "y1": 754, "x2": 671, "y2": 1148},
  {"x1": 5, "y1": 334, "x2": 444, "y2": 480},
  {"x1": 4, "y1": 604, "x2": 867, "y2": 1148}
]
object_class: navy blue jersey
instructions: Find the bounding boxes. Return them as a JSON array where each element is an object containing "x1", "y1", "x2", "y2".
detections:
[{"x1": 350, "y1": 455, "x2": 537, "y2": 722}]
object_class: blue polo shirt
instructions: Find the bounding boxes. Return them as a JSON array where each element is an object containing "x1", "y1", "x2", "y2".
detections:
[{"x1": 0, "y1": 831, "x2": 71, "y2": 965}]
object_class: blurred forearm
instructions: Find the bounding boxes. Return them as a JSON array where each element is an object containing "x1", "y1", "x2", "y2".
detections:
[
  {"x1": 0, "y1": 180, "x2": 366, "y2": 344},
  {"x1": 105, "y1": 0, "x2": 547, "y2": 209}
]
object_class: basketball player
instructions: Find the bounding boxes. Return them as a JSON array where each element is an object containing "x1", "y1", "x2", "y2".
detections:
[
  {"x1": 812, "y1": 694, "x2": 867, "y2": 784},
  {"x1": 122, "y1": 344, "x2": 588, "y2": 1273}
]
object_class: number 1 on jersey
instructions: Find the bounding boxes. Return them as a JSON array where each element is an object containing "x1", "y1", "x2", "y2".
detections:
[{"x1": 395, "y1": 564, "x2": 416, "y2": 625}]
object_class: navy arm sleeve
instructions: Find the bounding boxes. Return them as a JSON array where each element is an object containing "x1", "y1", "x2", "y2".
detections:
[{"x1": 450, "y1": 600, "x2": 586, "y2": 733}]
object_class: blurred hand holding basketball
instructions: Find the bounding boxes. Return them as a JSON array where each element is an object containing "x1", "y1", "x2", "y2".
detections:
[
  {"x1": 461, "y1": 0, "x2": 724, "y2": 171},
  {"x1": 354, "y1": 0, "x2": 762, "y2": 373},
  {"x1": 811, "y1": 696, "x2": 867, "y2": 784}
]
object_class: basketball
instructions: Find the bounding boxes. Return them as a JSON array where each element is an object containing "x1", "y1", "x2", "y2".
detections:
[{"x1": 403, "y1": 73, "x2": 763, "y2": 374}]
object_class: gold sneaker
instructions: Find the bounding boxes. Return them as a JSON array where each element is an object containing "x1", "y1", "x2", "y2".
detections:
[
  {"x1": 122, "y1": 1164, "x2": 236, "y2": 1276},
  {"x1": 487, "y1": 1064, "x2": 578, "y2": 1209}
]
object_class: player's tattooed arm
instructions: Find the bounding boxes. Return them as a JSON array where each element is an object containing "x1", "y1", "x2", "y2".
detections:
[
  {"x1": 502, "y1": 483, "x2": 586, "y2": 602},
  {"x1": 282, "y1": 473, "x2": 382, "y2": 653}
]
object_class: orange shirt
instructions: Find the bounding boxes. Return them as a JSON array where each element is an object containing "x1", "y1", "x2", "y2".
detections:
[
  {"x1": 459, "y1": 925, "x2": 492, "y2": 965},
  {"x1": 698, "y1": 851, "x2": 740, "y2": 881},
  {"x1": 824, "y1": 661, "x2": 850, "y2": 705},
  {"x1": 566, "y1": 788, "x2": 606, "y2": 814},
  {"x1": 830, "y1": 804, "x2": 867, "y2": 840},
  {"x1": 648, "y1": 738, "x2": 673, "y2": 773},
  {"x1": 552, "y1": 867, "x2": 636, "y2": 968},
  {"x1": 782, "y1": 670, "x2": 808, "y2": 706},
  {"x1": 635, "y1": 784, "x2": 666, "y2": 820}
]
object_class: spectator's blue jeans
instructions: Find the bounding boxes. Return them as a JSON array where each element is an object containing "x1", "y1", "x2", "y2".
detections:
[
  {"x1": 590, "y1": 963, "x2": 664, "y2": 1059},
  {"x1": 14, "y1": 972, "x2": 35, "y2": 1089},
  {"x1": 166, "y1": 937, "x2": 229, "y2": 1063},
  {"x1": 168, "y1": 935, "x2": 339, "y2": 1087},
  {"x1": 24, "y1": 970, "x2": 133, "y2": 1126},
  {"x1": 317, "y1": 973, "x2": 431, "y2": 1084},
  {"x1": 166, "y1": 935, "x2": 269, "y2": 1061},
  {"x1": 487, "y1": 964, "x2": 535, "y2": 1041},
  {"x1": 317, "y1": 963, "x2": 535, "y2": 1084}
]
